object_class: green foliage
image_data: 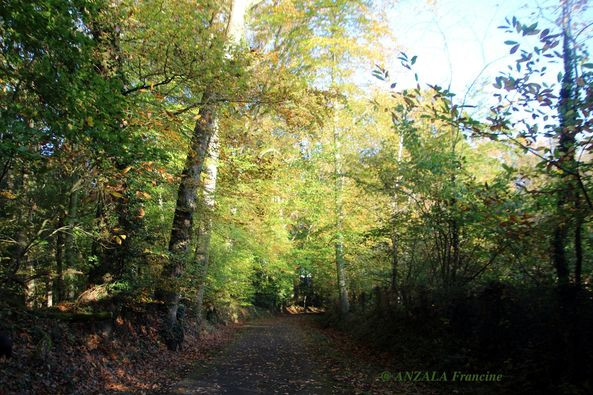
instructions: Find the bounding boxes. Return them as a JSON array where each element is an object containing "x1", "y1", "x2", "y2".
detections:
[{"x1": 1, "y1": 0, "x2": 591, "y2": 338}]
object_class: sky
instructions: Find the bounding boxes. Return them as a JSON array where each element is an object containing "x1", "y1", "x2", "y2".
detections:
[
  {"x1": 387, "y1": 0, "x2": 539, "y2": 95},
  {"x1": 370, "y1": 0, "x2": 593, "y2": 109}
]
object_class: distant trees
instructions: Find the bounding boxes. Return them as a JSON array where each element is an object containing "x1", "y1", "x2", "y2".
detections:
[{"x1": 255, "y1": 0, "x2": 390, "y2": 315}]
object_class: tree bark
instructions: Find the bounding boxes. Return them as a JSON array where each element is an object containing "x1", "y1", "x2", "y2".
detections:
[
  {"x1": 390, "y1": 232, "x2": 399, "y2": 291},
  {"x1": 227, "y1": 0, "x2": 251, "y2": 44},
  {"x1": 390, "y1": 133, "x2": 404, "y2": 292},
  {"x1": 194, "y1": 0, "x2": 254, "y2": 324},
  {"x1": 574, "y1": 193, "x2": 583, "y2": 287},
  {"x1": 64, "y1": 179, "x2": 80, "y2": 283},
  {"x1": 161, "y1": 98, "x2": 215, "y2": 325},
  {"x1": 195, "y1": 128, "x2": 219, "y2": 327},
  {"x1": 55, "y1": 216, "x2": 65, "y2": 302},
  {"x1": 25, "y1": 194, "x2": 35, "y2": 308},
  {"x1": 160, "y1": 0, "x2": 255, "y2": 328},
  {"x1": 26, "y1": 260, "x2": 36, "y2": 308},
  {"x1": 333, "y1": 101, "x2": 349, "y2": 315},
  {"x1": 552, "y1": 2, "x2": 577, "y2": 287},
  {"x1": 9, "y1": 165, "x2": 28, "y2": 276}
]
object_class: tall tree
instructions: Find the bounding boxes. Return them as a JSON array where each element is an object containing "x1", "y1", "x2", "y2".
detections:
[
  {"x1": 193, "y1": 0, "x2": 261, "y2": 324},
  {"x1": 552, "y1": 0, "x2": 580, "y2": 287},
  {"x1": 161, "y1": 0, "x2": 258, "y2": 328},
  {"x1": 324, "y1": 0, "x2": 388, "y2": 314}
]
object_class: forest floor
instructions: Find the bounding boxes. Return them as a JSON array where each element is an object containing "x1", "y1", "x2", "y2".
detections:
[
  {"x1": 169, "y1": 314, "x2": 425, "y2": 394},
  {"x1": 0, "y1": 304, "x2": 242, "y2": 394},
  {"x1": 2, "y1": 308, "x2": 504, "y2": 394}
]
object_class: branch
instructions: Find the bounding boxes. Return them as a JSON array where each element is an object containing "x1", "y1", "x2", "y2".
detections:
[
  {"x1": 122, "y1": 75, "x2": 177, "y2": 96},
  {"x1": 464, "y1": 242, "x2": 509, "y2": 283},
  {"x1": 171, "y1": 97, "x2": 288, "y2": 115},
  {"x1": 0, "y1": 157, "x2": 12, "y2": 186},
  {"x1": 574, "y1": 21, "x2": 593, "y2": 40}
]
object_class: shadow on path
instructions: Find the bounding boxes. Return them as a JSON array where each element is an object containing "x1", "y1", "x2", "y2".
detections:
[{"x1": 171, "y1": 315, "x2": 332, "y2": 394}]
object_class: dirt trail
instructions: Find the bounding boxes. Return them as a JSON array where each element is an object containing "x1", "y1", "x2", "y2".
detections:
[{"x1": 170, "y1": 315, "x2": 346, "y2": 394}]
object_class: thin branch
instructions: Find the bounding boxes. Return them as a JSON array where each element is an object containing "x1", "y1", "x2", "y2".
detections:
[
  {"x1": 0, "y1": 157, "x2": 12, "y2": 185},
  {"x1": 464, "y1": 242, "x2": 509, "y2": 283},
  {"x1": 122, "y1": 75, "x2": 177, "y2": 96},
  {"x1": 171, "y1": 97, "x2": 289, "y2": 116},
  {"x1": 574, "y1": 21, "x2": 593, "y2": 40}
]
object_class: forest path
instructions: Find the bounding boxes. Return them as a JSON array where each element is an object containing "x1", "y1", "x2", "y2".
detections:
[
  {"x1": 169, "y1": 314, "x2": 424, "y2": 394},
  {"x1": 170, "y1": 315, "x2": 334, "y2": 394}
]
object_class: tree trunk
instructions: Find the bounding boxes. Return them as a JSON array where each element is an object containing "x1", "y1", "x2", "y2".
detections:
[
  {"x1": 64, "y1": 179, "x2": 80, "y2": 279},
  {"x1": 25, "y1": 199, "x2": 35, "y2": 308},
  {"x1": 9, "y1": 165, "x2": 28, "y2": 277},
  {"x1": 390, "y1": 232, "x2": 398, "y2": 291},
  {"x1": 88, "y1": 202, "x2": 106, "y2": 285},
  {"x1": 160, "y1": 0, "x2": 254, "y2": 329},
  {"x1": 55, "y1": 216, "x2": 65, "y2": 302},
  {"x1": 553, "y1": 222, "x2": 569, "y2": 286},
  {"x1": 161, "y1": 98, "x2": 216, "y2": 325},
  {"x1": 450, "y1": 215, "x2": 460, "y2": 286},
  {"x1": 390, "y1": 133, "x2": 404, "y2": 292},
  {"x1": 46, "y1": 277, "x2": 53, "y2": 308},
  {"x1": 193, "y1": 0, "x2": 251, "y2": 326},
  {"x1": 574, "y1": 193, "x2": 583, "y2": 287},
  {"x1": 333, "y1": 101, "x2": 349, "y2": 315},
  {"x1": 195, "y1": 128, "x2": 219, "y2": 327},
  {"x1": 227, "y1": 0, "x2": 251, "y2": 44},
  {"x1": 552, "y1": 2, "x2": 578, "y2": 287},
  {"x1": 26, "y1": 261, "x2": 35, "y2": 308},
  {"x1": 103, "y1": 180, "x2": 135, "y2": 281}
]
